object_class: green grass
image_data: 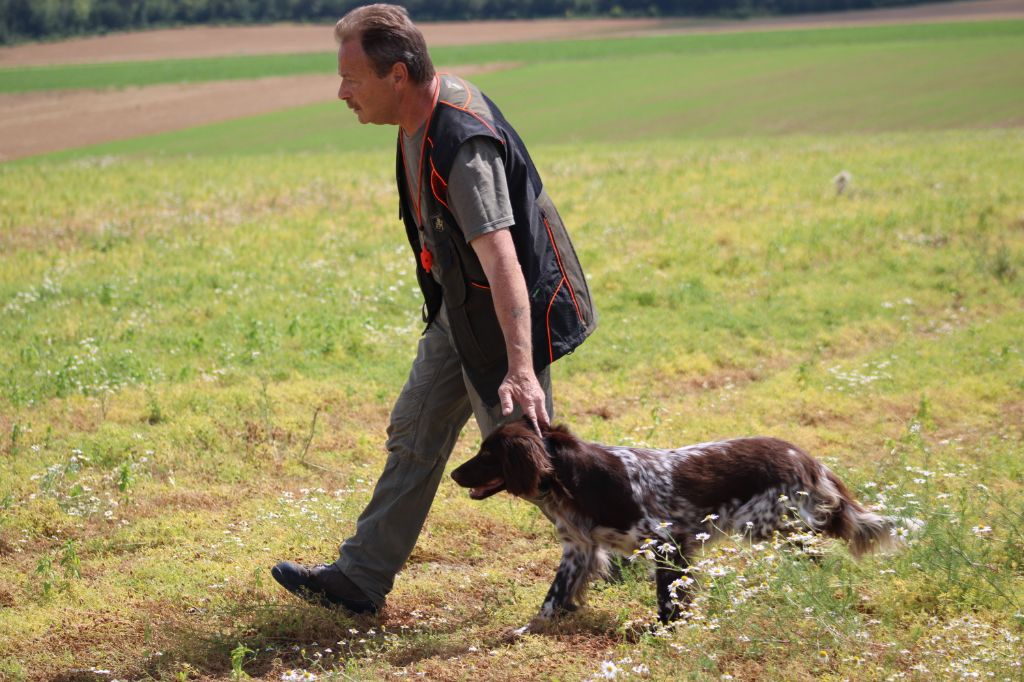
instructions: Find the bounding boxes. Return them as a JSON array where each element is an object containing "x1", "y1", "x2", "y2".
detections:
[
  {"x1": 1, "y1": 130, "x2": 1022, "y2": 680},
  {"x1": 1, "y1": 16, "x2": 1023, "y2": 682},
  {"x1": 1, "y1": 19, "x2": 1020, "y2": 93},
  {"x1": 0, "y1": 51, "x2": 337, "y2": 93}
]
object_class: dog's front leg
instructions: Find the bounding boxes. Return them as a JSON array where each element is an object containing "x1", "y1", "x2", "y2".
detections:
[
  {"x1": 514, "y1": 543, "x2": 593, "y2": 636},
  {"x1": 540, "y1": 543, "x2": 593, "y2": 617}
]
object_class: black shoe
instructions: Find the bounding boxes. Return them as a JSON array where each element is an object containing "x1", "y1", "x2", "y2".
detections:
[{"x1": 271, "y1": 561, "x2": 379, "y2": 614}]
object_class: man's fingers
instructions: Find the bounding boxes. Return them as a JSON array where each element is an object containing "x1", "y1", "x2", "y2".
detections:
[
  {"x1": 498, "y1": 374, "x2": 547, "y2": 427},
  {"x1": 526, "y1": 412, "x2": 543, "y2": 439},
  {"x1": 535, "y1": 403, "x2": 551, "y2": 430},
  {"x1": 499, "y1": 384, "x2": 514, "y2": 416}
]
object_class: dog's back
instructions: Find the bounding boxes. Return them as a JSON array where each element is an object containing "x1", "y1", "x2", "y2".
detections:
[{"x1": 544, "y1": 433, "x2": 908, "y2": 557}]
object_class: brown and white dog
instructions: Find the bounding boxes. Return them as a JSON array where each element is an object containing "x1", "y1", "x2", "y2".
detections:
[{"x1": 451, "y1": 418, "x2": 912, "y2": 632}]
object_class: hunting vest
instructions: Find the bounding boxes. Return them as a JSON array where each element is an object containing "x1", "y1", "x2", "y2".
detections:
[{"x1": 397, "y1": 75, "x2": 597, "y2": 406}]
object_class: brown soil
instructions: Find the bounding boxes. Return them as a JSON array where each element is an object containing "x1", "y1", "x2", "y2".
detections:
[
  {"x1": 0, "y1": 74, "x2": 334, "y2": 161},
  {"x1": 0, "y1": 63, "x2": 507, "y2": 161},
  {"x1": 1, "y1": 0, "x2": 1021, "y2": 161}
]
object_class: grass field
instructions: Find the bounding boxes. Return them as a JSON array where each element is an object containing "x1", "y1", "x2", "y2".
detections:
[{"x1": 2, "y1": 19, "x2": 1023, "y2": 682}]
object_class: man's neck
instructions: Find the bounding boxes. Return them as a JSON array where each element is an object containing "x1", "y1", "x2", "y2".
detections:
[{"x1": 399, "y1": 75, "x2": 439, "y2": 136}]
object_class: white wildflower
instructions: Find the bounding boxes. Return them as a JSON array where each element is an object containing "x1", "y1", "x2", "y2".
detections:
[{"x1": 669, "y1": 577, "x2": 694, "y2": 590}]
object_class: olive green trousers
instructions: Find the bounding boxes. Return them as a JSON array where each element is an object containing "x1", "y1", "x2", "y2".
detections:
[{"x1": 334, "y1": 307, "x2": 552, "y2": 607}]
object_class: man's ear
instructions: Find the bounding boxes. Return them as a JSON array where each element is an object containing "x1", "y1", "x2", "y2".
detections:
[{"x1": 390, "y1": 61, "x2": 408, "y2": 89}]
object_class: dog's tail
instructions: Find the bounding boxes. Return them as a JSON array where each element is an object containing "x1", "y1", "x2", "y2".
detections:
[{"x1": 817, "y1": 469, "x2": 922, "y2": 557}]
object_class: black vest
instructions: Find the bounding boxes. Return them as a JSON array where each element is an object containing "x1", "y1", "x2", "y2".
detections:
[{"x1": 397, "y1": 75, "x2": 596, "y2": 406}]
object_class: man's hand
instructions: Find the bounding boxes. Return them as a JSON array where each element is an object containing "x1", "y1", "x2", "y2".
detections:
[{"x1": 498, "y1": 367, "x2": 550, "y2": 432}]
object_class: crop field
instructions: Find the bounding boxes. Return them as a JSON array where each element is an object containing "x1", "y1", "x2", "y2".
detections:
[
  {"x1": 2, "y1": 20, "x2": 1020, "y2": 94},
  {"x1": 1, "y1": 15, "x2": 1023, "y2": 682}
]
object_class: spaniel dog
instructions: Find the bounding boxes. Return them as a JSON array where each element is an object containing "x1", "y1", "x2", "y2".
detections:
[{"x1": 451, "y1": 419, "x2": 912, "y2": 633}]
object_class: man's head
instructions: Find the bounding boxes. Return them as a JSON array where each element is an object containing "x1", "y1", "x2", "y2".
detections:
[{"x1": 335, "y1": 4, "x2": 436, "y2": 126}]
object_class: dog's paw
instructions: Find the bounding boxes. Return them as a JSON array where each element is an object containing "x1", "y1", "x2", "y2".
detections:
[
  {"x1": 504, "y1": 615, "x2": 555, "y2": 640},
  {"x1": 502, "y1": 622, "x2": 536, "y2": 642}
]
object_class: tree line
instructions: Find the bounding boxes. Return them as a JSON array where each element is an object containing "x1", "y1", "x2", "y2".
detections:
[{"x1": 1, "y1": 0, "x2": 948, "y2": 45}]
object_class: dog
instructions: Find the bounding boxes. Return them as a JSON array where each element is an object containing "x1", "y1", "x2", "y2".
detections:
[{"x1": 451, "y1": 418, "x2": 913, "y2": 633}]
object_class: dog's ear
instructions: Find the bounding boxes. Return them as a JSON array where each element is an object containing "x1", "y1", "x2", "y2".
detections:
[{"x1": 500, "y1": 430, "x2": 553, "y2": 497}]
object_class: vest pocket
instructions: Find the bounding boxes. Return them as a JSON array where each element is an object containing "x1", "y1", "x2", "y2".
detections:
[
  {"x1": 446, "y1": 282, "x2": 506, "y2": 369},
  {"x1": 430, "y1": 232, "x2": 506, "y2": 370}
]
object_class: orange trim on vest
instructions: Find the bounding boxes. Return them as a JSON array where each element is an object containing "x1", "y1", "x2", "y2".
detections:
[
  {"x1": 458, "y1": 76, "x2": 474, "y2": 110},
  {"x1": 437, "y1": 98, "x2": 502, "y2": 142},
  {"x1": 429, "y1": 159, "x2": 450, "y2": 209},
  {"x1": 545, "y1": 277, "x2": 566, "y2": 363},
  {"x1": 542, "y1": 215, "x2": 584, "y2": 323}
]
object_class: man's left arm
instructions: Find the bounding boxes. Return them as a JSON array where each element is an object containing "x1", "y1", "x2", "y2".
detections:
[{"x1": 470, "y1": 230, "x2": 549, "y2": 429}]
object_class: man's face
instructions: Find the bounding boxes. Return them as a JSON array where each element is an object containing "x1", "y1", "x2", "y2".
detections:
[{"x1": 337, "y1": 38, "x2": 399, "y2": 126}]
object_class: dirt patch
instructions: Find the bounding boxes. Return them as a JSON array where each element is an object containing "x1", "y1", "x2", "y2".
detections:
[
  {"x1": 2, "y1": 0, "x2": 1021, "y2": 68},
  {"x1": 0, "y1": 63, "x2": 509, "y2": 161},
  {"x1": 0, "y1": 74, "x2": 332, "y2": 161}
]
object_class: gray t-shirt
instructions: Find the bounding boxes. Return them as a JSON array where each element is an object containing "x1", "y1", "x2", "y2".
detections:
[{"x1": 401, "y1": 125, "x2": 515, "y2": 245}]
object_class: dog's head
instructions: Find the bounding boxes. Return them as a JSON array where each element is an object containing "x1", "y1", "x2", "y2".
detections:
[{"x1": 451, "y1": 418, "x2": 554, "y2": 499}]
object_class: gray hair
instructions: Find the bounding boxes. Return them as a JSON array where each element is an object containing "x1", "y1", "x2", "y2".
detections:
[{"x1": 335, "y1": 4, "x2": 435, "y2": 85}]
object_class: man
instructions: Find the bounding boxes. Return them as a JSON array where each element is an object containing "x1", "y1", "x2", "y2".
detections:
[{"x1": 271, "y1": 3, "x2": 596, "y2": 615}]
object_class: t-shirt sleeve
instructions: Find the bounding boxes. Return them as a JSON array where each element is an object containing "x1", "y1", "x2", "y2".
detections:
[{"x1": 447, "y1": 137, "x2": 515, "y2": 243}]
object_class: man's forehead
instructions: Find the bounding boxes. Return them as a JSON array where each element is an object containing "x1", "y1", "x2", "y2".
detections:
[{"x1": 337, "y1": 38, "x2": 367, "y2": 70}]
